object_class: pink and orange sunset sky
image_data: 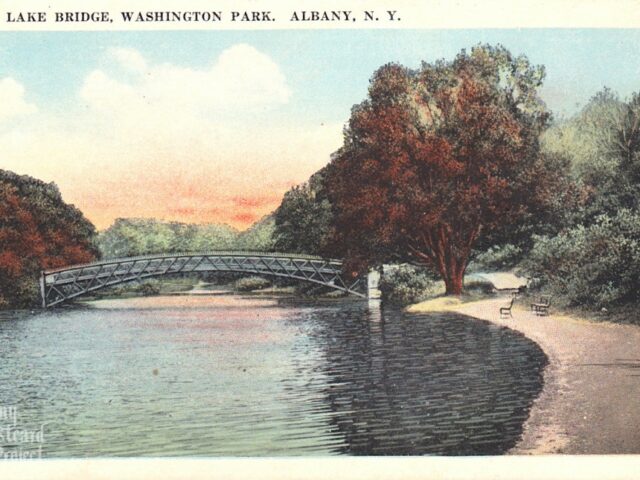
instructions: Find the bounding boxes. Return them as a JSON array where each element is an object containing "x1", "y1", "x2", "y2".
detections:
[{"x1": 2, "y1": 29, "x2": 640, "y2": 230}]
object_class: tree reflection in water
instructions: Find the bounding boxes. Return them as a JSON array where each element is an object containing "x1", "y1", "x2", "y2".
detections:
[{"x1": 305, "y1": 301, "x2": 546, "y2": 455}]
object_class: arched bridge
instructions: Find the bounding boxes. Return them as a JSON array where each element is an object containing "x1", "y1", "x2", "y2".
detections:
[{"x1": 40, "y1": 252, "x2": 369, "y2": 308}]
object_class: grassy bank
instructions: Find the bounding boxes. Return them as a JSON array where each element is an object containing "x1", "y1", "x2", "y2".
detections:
[{"x1": 406, "y1": 295, "x2": 490, "y2": 313}]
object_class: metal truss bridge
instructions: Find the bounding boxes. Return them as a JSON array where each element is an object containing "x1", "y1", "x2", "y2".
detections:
[{"x1": 40, "y1": 252, "x2": 368, "y2": 308}]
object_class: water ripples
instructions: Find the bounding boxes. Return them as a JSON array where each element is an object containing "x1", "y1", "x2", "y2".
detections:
[{"x1": 0, "y1": 295, "x2": 546, "y2": 456}]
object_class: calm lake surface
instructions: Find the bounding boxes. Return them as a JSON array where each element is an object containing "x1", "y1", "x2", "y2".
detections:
[{"x1": 0, "y1": 293, "x2": 546, "y2": 456}]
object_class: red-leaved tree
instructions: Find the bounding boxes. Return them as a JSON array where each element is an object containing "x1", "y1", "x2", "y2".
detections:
[
  {"x1": 0, "y1": 171, "x2": 98, "y2": 307},
  {"x1": 325, "y1": 45, "x2": 551, "y2": 295}
]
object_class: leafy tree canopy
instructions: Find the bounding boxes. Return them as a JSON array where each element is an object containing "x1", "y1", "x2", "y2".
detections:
[
  {"x1": 543, "y1": 88, "x2": 640, "y2": 224},
  {"x1": 98, "y1": 215, "x2": 278, "y2": 258},
  {"x1": 97, "y1": 218, "x2": 239, "y2": 258},
  {"x1": 325, "y1": 44, "x2": 557, "y2": 294},
  {"x1": 273, "y1": 170, "x2": 333, "y2": 255},
  {"x1": 0, "y1": 169, "x2": 98, "y2": 307},
  {"x1": 235, "y1": 214, "x2": 276, "y2": 252}
]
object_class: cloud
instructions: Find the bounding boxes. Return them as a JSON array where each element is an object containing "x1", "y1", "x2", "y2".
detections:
[
  {"x1": 107, "y1": 47, "x2": 148, "y2": 73},
  {"x1": 0, "y1": 45, "x2": 342, "y2": 230},
  {"x1": 82, "y1": 43, "x2": 290, "y2": 117},
  {"x1": 0, "y1": 77, "x2": 37, "y2": 123}
]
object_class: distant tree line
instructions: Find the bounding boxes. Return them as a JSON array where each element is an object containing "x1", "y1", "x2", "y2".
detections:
[{"x1": 97, "y1": 215, "x2": 275, "y2": 259}]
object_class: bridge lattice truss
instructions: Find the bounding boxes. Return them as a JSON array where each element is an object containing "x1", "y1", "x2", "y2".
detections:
[{"x1": 41, "y1": 252, "x2": 366, "y2": 307}]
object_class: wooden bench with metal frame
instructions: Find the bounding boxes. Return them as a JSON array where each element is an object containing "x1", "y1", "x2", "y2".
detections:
[
  {"x1": 530, "y1": 295, "x2": 551, "y2": 316},
  {"x1": 500, "y1": 295, "x2": 515, "y2": 318}
]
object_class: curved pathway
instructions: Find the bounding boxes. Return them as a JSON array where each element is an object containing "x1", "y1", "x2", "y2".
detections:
[{"x1": 448, "y1": 298, "x2": 640, "y2": 454}]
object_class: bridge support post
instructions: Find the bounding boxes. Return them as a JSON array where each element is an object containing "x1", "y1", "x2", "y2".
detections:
[
  {"x1": 367, "y1": 269, "x2": 381, "y2": 299},
  {"x1": 39, "y1": 271, "x2": 47, "y2": 308}
]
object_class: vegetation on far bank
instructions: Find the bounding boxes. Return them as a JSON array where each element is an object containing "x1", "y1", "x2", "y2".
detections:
[
  {"x1": 86, "y1": 277, "x2": 196, "y2": 300},
  {"x1": 97, "y1": 215, "x2": 275, "y2": 259},
  {"x1": 83, "y1": 273, "x2": 339, "y2": 301}
]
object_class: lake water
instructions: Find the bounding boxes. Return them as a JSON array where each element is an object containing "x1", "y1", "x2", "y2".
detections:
[{"x1": 0, "y1": 293, "x2": 546, "y2": 457}]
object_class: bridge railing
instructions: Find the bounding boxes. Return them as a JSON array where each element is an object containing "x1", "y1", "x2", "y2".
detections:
[
  {"x1": 41, "y1": 251, "x2": 367, "y2": 307},
  {"x1": 43, "y1": 251, "x2": 344, "y2": 274}
]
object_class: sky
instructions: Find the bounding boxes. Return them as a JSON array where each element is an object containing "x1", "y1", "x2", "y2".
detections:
[{"x1": 1, "y1": 29, "x2": 640, "y2": 230}]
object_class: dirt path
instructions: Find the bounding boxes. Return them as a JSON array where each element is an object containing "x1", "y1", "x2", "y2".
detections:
[
  {"x1": 456, "y1": 299, "x2": 640, "y2": 454},
  {"x1": 412, "y1": 297, "x2": 640, "y2": 454}
]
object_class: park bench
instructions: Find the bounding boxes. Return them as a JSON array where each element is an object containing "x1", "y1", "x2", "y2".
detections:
[
  {"x1": 500, "y1": 295, "x2": 515, "y2": 318},
  {"x1": 530, "y1": 295, "x2": 551, "y2": 316}
]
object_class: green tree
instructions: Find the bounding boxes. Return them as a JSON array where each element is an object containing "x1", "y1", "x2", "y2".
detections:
[
  {"x1": 542, "y1": 88, "x2": 627, "y2": 223},
  {"x1": 523, "y1": 210, "x2": 640, "y2": 308},
  {"x1": 235, "y1": 215, "x2": 275, "y2": 251},
  {"x1": 522, "y1": 88, "x2": 640, "y2": 310},
  {"x1": 189, "y1": 223, "x2": 238, "y2": 251},
  {"x1": 97, "y1": 218, "x2": 174, "y2": 258},
  {"x1": 97, "y1": 218, "x2": 239, "y2": 258},
  {"x1": 273, "y1": 171, "x2": 332, "y2": 255}
]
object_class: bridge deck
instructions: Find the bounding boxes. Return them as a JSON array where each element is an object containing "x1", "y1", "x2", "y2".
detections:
[{"x1": 41, "y1": 252, "x2": 366, "y2": 307}]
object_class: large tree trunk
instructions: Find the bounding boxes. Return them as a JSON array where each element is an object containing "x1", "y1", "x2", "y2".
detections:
[
  {"x1": 412, "y1": 252, "x2": 466, "y2": 295},
  {"x1": 410, "y1": 225, "x2": 476, "y2": 297},
  {"x1": 444, "y1": 270, "x2": 464, "y2": 295},
  {"x1": 442, "y1": 256, "x2": 466, "y2": 296}
]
